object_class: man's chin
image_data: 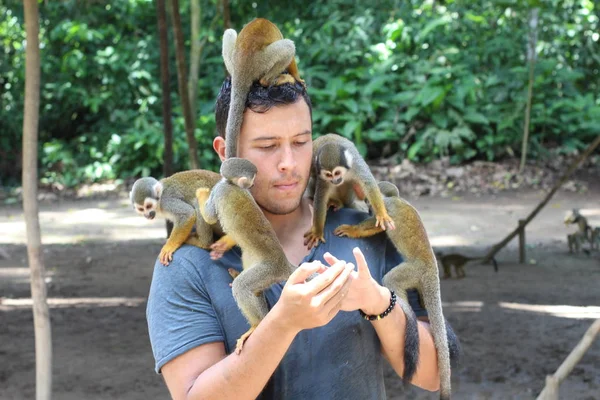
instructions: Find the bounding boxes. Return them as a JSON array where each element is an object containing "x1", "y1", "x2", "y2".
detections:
[{"x1": 259, "y1": 199, "x2": 302, "y2": 216}]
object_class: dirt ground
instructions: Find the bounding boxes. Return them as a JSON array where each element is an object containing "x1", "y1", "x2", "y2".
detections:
[{"x1": 1, "y1": 189, "x2": 599, "y2": 400}]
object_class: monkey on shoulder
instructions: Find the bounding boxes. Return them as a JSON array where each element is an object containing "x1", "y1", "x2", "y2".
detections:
[{"x1": 130, "y1": 170, "x2": 236, "y2": 265}]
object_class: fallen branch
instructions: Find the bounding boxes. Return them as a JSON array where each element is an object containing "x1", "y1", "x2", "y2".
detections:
[{"x1": 536, "y1": 318, "x2": 600, "y2": 400}]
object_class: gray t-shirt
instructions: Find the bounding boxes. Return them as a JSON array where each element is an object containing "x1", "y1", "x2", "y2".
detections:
[{"x1": 146, "y1": 208, "x2": 427, "y2": 400}]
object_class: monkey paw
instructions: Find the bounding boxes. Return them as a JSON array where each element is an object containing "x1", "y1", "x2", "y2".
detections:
[
  {"x1": 235, "y1": 326, "x2": 256, "y2": 355},
  {"x1": 210, "y1": 235, "x2": 236, "y2": 260},
  {"x1": 159, "y1": 244, "x2": 179, "y2": 266},
  {"x1": 328, "y1": 199, "x2": 344, "y2": 212},
  {"x1": 228, "y1": 268, "x2": 240, "y2": 280},
  {"x1": 260, "y1": 73, "x2": 296, "y2": 87},
  {"x1": 376, "y1": 213, "x2": 396, "y2": 231},
  {"x1": 333, "y1": 224, "x2": 359, "y2": 238},
  {"x1": 303, "y1": 228, "x2": 325, "y2": 250},
  {"x1": 195, "y1": 188, "x2": 210, "y2": 204}
]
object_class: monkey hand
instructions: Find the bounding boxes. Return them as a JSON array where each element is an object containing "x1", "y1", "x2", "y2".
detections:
[
  {"x1": 195, "y1": 187, "x2": 210, "y2": 206},
  {"x1": 210, "y1": 235, "x2": 236, "y2": 260},
  {"x1": 375, "y1": 212, "x2": 395, "y2": 231},
  {"x1": 304, "y1": 227, "x2": 325, "y2": 250},
  {"x1": 235, "y1": 325, "x2": 257, "y2": 354},
  {"x1": 159, "y1": 243, "x2": 180, "y2": 266},
  {"x1": 333, "y1": 224, "x2": 360, "y2": 238},
  {"x1": 259, "y1": 73, "x2": 297, "y2": 87},
  {"x1": 328, "y1": 198, "x2": 344, "y2": 212}
]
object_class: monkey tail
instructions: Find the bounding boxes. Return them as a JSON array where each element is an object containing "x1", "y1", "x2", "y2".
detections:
[
  {"x1": 396, "y1": 299, "x2": 420, "y2": 387},
  {"x1": 421, "y1": 287, "x2": 451, "y2": 400},
  {"x1": 225, "y1": 81, "x2": 250, "y2": 159}
]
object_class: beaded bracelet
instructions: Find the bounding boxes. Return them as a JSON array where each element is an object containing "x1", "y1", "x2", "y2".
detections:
[{"x1": 358, "y1": 290, "x2": 397, "y2": 321}]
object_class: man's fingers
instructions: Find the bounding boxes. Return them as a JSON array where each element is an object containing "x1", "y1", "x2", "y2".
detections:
[
  {"x1": 289, "y1": 261, "x2": 324, "y2": 284},
  {"x1": 353, "y1": 247, "x2": 371, "y2": 278},
  {"x1": 307, "y1": 260, "x2": 347, "y2": 294},
  {"x1": 313, "y1": 263, "x2": 353, "y2": 305},
  {"x1": 323, "y1": 252, "x2": 340, "y2": 266},
  {"x1": 323, "y1": 266, "x2": 353, "y2": 317}
]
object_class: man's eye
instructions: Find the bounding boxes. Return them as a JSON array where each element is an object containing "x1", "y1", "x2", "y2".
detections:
[
  {"x1": 295, "y1": 141, "x2": 308, "y2": 146},
  {"x1": 259, "y1": 145, "x2": 275, "y2": 150}
]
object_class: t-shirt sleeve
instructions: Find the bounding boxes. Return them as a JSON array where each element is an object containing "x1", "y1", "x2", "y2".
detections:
[
  {"x1": 383, "y1": 237, "x2": 429, "y2": 319},
  {"x1": 146, "y1": 250, "x2": 224, "y2": 373}
]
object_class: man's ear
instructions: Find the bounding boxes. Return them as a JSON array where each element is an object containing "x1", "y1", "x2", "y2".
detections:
[{"x1": 213, "y1": 136, "x2": 226, "y2": 161}]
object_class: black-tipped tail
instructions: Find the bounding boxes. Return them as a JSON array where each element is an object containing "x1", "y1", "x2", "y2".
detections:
[{"x1": 398, "y1": 300, "x2": 420, "y2": 386}]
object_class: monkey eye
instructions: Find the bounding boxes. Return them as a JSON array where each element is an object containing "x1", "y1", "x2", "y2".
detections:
[
  {"x1": 145, "y1": 204, "x2": 151, "y2": 209},
  {"x1": 325, "y1": 172, "x2": 332, "y2": 178}
]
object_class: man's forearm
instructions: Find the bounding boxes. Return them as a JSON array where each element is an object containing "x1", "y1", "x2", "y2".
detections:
[
  {"x1": 368, "y1": 286, "x2": 441, "y2": 392},
  {"x1": 187, "y1": 303, "x2": 298, "y2": 400}
]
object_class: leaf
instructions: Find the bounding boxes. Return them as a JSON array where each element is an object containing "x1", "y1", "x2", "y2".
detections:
[
  {"x1": 418, "y1": 86, "x2": 445, "y2": 107},
  {"x1": 416, "y1": 16, "x2": 452, "y2": 42},
  {"x1": 464, "y1": 109, "x2": 489, "y2": 125},
  {"x1": 431, "y1": 112, "x2": 448, "y2": 129},
  {"x1": 407, "y1": 141, "x2": 423, "y2": 160},
  {"x1": 403, "y1": 106, "x2": 421, "y2": 122}
]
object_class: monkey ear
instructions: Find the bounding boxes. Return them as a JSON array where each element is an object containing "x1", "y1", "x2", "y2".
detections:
[
  {"x1": 343, "y1": 149, "x2": 354, "y2": 169},
  {"x1": 153, "y1": 182, "x2": 163, "y2": 198}
]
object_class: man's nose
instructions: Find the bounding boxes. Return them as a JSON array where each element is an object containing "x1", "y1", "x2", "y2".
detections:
[{"x1": 278, "y1": 145, "x2": 296, "y2": 171}]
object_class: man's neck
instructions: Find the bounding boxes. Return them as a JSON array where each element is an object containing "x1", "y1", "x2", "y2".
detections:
[{"x1": 261, "y1": 198, "x2": 313, "y2": 265}]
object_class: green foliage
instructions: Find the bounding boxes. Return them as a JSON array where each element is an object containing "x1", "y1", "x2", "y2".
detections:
[{"x1": 1, "y1": 0, "x2": 599, "y2": 187}]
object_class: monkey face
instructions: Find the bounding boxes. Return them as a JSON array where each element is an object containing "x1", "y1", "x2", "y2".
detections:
[
  {"x1": 134, "y1": 198, "x2": 159, "y2": 220},
  {"x1": 319, "y1": 166, "x2": 348, "y2": 186}
]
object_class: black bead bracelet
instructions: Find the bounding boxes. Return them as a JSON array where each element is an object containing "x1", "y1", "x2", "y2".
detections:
[{"x1": 359, "y1": 290, "x2": 397, "y2": 321}]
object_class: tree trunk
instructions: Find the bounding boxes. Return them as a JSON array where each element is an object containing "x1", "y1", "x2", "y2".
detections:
[
  {"x1": 157, "y1": 0, "x2": 174, "y2": 179},
  {"x1": 223, "y1": 0, "x2": 231, "y2": 30},
  {"x1": 169, "y1": 0, "x2": 200, "y2": 169},
  {"x1": 189, "y1": 0, "x2": 201, "y2": 118},
  {"x1": 156, "y1": 0, "x2": 175, "y2": 237},
  {"x1": 519, "y1": 7, "x2": 539, "y2": 173},
  {"x1": 22, "y1": 1, "x2": 52, "y2": 399}
]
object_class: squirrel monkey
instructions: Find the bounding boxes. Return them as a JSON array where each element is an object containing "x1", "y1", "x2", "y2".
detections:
[
  {"x1": 334, "y1": 181, "x2": 452, "y2": 400},
  {"x1": 196, "y1": 158, "x2": 295, "y2": 354},
  {"x1": 591, "y1": 227, "x2": 600, "y2": 251},
  {"x1": 567, "y1": 231, "x2": 588, "y2": 254},
  {"x1": 304, "y1": 133, "x2": 395, "y2": 249},
  {"x1": 564, "y1": 208, "x2": 594, "y2": 253},
  {"x1": 222, "y1": 18, "x2": 304, "y2": 158},
  {"x1": 436, "y1": 252, "x2": 499, "y2": 279},
  {"x1": 129, "y1": 170, "x2": 236, "y2": 265}
]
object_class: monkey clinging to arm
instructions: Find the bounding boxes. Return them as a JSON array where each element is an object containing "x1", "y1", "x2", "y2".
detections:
[
  {"x1": 129, "y1": 170, "x2": 236, "y2": 265},
  {"x1": 334, "y1": 181, "x2": 452, "y2": 400},
  {"x1": 196, "y1": 158, "x2": 296, "y2": 354},
  {"x1": 222, "y1": 18, "x2": 305, "y2": 159},
  {"x1": 304, "y1": 133, "x2": 395, "y2": 249}
]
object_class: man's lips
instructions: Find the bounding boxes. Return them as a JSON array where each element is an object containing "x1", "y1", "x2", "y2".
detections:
[{"x1": 274, "y1": 181, "x2": 298, "y2": 190}]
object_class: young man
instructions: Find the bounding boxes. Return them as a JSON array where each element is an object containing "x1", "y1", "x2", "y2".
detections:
[{"x1": 146, "y1": 77, "x2": 457, "y2": 400}]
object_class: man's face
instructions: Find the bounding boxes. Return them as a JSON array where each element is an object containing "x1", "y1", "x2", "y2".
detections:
[{"x1": 236, "y1": 99, "x2": 312, "y2": 215}]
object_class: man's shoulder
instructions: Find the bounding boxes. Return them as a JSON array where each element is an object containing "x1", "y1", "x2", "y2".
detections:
[
  {"x1": 148, "y1": 244, "x2": 241, "y2": 293},
  {"x1": 324, "y1": 207, "x2": 371, "y2": 227}
]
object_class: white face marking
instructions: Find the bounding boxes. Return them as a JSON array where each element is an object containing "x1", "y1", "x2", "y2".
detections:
[
  {"x1": 320, "y1": 167, "x2": 347, "y2": 184},
  {"x1": 134, "y1": 198, "x2": 160, "y2": 218}
]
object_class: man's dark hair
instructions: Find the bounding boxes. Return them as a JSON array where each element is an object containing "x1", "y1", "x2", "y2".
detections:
[{"x1": 215, "y1": 75, "x2": 313, "y2": 139}]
